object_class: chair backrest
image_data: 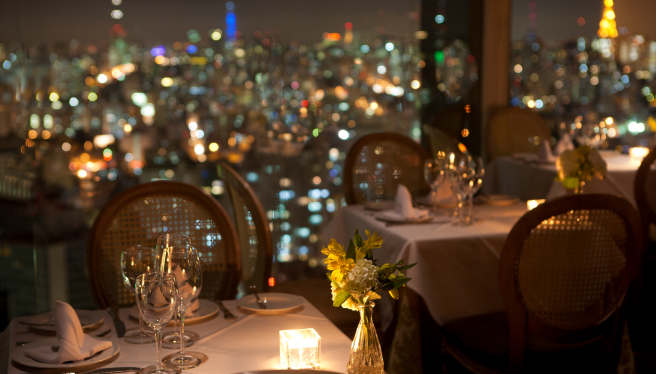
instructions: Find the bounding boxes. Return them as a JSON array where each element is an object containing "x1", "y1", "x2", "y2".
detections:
[
  {"x1": 343, "y1": 132, "x2": 431, "y2": 205},
  {"x1": 87, "y1": 181, "x2": 241, "y2": 309},
  {"x1": 217, "y1": 162, "x2": 273, "y2": 297},
  {"x1": 499, "y1": 194, "x2": 641, "y2": 372},
  {"x1": 634, "y1": 147, "x2": 656, "y2": 244},
  {"x1": 486, "y1": 107, "x2": 551, "y2": 160}
]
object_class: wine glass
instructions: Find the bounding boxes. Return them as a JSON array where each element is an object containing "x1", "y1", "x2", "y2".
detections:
[
  {"x1": 156, "y1": 233, "x2": 196, "y2": 347},
  {"x1": 423, "y1": 157, "x2": 446, "y2": 214},
  {"x1": 159, "y1": 246, "x2": 203, "y2": 369},
  {"x1": 120, "y1": 246, "x2": 157, "y2": 344},
  {"x1": 135, "y1": 272, "x2": 179, "y2": 374},
  {"x1": 465, "y1": 157, "x2": 485, "y2": 224},
  {"x1": 447, "y1": 154, "x2": 476, "y2": 226}
]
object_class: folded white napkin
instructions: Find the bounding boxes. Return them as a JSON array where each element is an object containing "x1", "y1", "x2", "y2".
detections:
[
  {"x1": 554, "y1": 133, "x2": 575, "y2": 156},
  {"x1": 24, "y1": 301, "x2": 112, "y2": 364},
  {"x1": 184, "y1": 299, "x2": 200, "y2": 317},
  {"x1": 395, "y1": 185, "x2": 428, "y2": 218}
]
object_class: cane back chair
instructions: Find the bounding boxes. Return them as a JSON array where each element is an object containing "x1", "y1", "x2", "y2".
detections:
[
  {"x1": 87, "y1": 181, "x2": 241, "y2": 309},
  {"x1": 442, "y1": 194, "x2": 642, "y2": 374},
  {"x1": 634, "y1": 146, "x2": 656, "y2": 248},
  {"x1": 217, "y1": 162, "x2": 273, "y2": 297},
  {"x1": 486, "y1": 107, "x2": 551, "y2": 160},
  {"x1": 343, "y1": 132, "x2": 431, "y2": 205}
]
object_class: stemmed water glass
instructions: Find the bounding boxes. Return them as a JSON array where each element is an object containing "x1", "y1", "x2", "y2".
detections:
[
  {"x1": 156, "y1": 233, "x2": 197, "y2": 347},
  {"x1": 135, "y1": 272, "x2": 179, "y2": 374},
  {"x1": 158, "y1": 246, "x2": 204, "y2": 369},
  {"x1": 465, "y1": 157, "x2": 485, "y2": 224},
  {"x1": 120, "y1": 246, "x2": 157, "y2": 344},
  {"x1": 423, "y1": 157, "x2": 446, "y2": 214}
]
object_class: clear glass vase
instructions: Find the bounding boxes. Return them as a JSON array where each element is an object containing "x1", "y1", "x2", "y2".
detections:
[{"x1": 347, "y1": 302, "x2": 384, "y2": 374}]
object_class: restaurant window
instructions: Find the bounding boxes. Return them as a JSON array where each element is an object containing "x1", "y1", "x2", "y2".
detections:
[
  {"x1": 509, "y1": 0, "x2": 656, "y2": 150},
  {"x1": 0, "y1": 0, "x2": 439, "y2": 315}
]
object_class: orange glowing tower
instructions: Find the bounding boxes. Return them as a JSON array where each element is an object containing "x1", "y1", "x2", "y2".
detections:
[{"x1": 598, "y1": 0, "x2": 618, "y2": 38}]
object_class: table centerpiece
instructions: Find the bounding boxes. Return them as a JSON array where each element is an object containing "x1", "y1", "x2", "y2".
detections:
[{"x1": 555, "y1": 144, "x2": 607, "y2": 194}]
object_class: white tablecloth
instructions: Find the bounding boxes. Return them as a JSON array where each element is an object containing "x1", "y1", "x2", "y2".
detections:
[
  {"x1": 2, "y1": 298, "x2": 351, "y2": 373},
  {"x1": 483, "y1": 153, "x2": 641, "y2": 206},
  {"x1": 322, "y1": 203, "x2": 528, "y2": 326}
]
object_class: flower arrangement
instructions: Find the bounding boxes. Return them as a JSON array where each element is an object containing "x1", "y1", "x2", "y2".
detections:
[
  {"x1": 556, "y1": 145, "x2": 607, "y2": 193},
  {"x1": 322, "y1": 229, "x2": 416, "y2": 311}
]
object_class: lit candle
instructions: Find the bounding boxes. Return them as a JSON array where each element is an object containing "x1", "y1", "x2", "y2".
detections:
[
  {"x1": 527, "y1": 199, "x2": 545, "y2": 210},
  {"x1": 280, "y1": 328, "x2": 321, "y2": 370},
  {"x1": 629, "y1": 146, "x2": 649, "y2": 160}
]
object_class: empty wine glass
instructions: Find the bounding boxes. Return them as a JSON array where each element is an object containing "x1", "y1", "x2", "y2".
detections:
[
  {"x1": 423, "y1": 157, "x2": 446, "y2": 213},
  {"x1": 156, "y1": 233, "x2": 197, "y2": 347},
  {"x1": 465, "y1": 157, "x2": 485, "y2": 224},
  {"x1": 135, "y1": 272, "x2": 179, "y2": 374},
  {"x1": 159, "y1": 246, "x2": 203, "y2": 369},
  {"x1": 120, "y1": 246, "x2": 156, "y2": 344}
]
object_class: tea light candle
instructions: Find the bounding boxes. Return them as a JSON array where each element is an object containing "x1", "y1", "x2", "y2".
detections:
[
  {"x1": 527, "y1": 199, "x2": 545, "y2": 210},
  {"x1": 629, "y1": 146, "x2": 649, "y2": 160},
  {"x1": 280, "y1": 328, "x2": 321, "y2": 370}
]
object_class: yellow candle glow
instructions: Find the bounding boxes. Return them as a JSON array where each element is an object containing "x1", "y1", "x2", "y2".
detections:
[
  {"x1": 527, "y1": 199, "x2": 545, "y2": 210},
  {"x1": 280, "y1": 328, "x2": 321, "y2": 370},
  {"x1": 629, "y1": 146, "x2": 649, "y2": 160}
]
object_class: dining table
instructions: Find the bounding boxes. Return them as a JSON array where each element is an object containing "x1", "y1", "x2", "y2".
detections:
[
  {"x1": 1, "y1": 297, "x2": 352, "y2": 374},
  {"x1": 482, "y1": 151, "x2": 642, "y2": 206},
  {"x1": 322, "y1": 198, "x2": 635, "y2": 374}
]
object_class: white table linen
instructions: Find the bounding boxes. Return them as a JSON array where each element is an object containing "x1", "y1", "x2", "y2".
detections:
[
  {"x1": 3, "y1": 298, "x2": 351, "y2": 374},
  {"x1": 483, "y1": 153, "x2": 640, "y2": 205},
  {"x1": 322, "y1": 203, "x2": 527, "y2": 327}
]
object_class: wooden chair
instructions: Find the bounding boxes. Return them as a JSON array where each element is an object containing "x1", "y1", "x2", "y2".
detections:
[
  {"x1": 442, "y1": 194, "x2": 642, "y2": 374},
  {"x1": 217, "y1": 162, "x2": 273, "y2": 297},
  {"x1": 486, "y1": 107, "x2": 551, "y2": 160},
  {"x1": 343, "y1": 132, "x2": 431, "y2": 205},
  {"x1": 634, "y1": 146, "x2": 656, "y2": 249},
  {"x1": 87, "y1": 181, "x2": 241, "y2": 309}
]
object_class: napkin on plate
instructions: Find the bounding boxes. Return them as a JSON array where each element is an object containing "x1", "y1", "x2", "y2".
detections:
[
  {"x1": 24, "y1": 301, "x2": 112, "y2": 364},
  {"x1": 537, "y1": 139, "x2": 556, "y2": 162},
  {"x1": 553, "y1": 133, "x2": 575, "y2": 156},
  {"x1": 395, "y1": 185, "x2": 428, "y2": 219},
  {"x1": 184, "y1": 299, "x2": 200, "y2": 317}
]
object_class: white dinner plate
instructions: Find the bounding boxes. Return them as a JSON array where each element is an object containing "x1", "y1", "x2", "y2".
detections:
[
  {"x1": 129, "y1": 299, "x2": 219, "y2": 325},
  {"x1": 375, "y1": 210, "x2": 431, "y2": 223},
  {"x1": 21, "y1": 310, "x2": 104, "y2": 333},
  {"x1": 483, "y1": 195, "x2": 520, "y2": 206},
  {"x1": 12, "y1": 337, "x2": 119, "y2": 370},
  {"x1": 237, "y1": 293, "x2": 304, "y2": 314}
]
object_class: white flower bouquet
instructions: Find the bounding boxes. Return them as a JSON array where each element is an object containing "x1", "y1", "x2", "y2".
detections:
[
  {"x1": 556, "y1": 144, "x2": 607, "y2": 193},
  {"x1": 322, "y1": 229, "x2": 416, "y2": 310}
]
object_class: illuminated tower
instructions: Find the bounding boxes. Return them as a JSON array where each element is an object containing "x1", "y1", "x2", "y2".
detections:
[
  {"x1": 598, "y1": 0, "x2": 618, "y2": 38},
  {"x1": 527, "y1": 1, "x2": 537, "y2": 42},
  {"x1": 226, "y1": 2, "x2": 237, "y2": 41}
]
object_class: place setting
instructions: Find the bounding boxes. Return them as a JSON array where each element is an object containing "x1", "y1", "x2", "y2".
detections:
[
  {"x1": 11, "y1": 301, "x2": 120, "y2": 372},
  {"x1": 236, "y1": 286, "x2": 304, "y2": 315}
]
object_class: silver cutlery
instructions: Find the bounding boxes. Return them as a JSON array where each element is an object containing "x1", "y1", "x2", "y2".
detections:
[
  {"x1": 250, "y1": 285, "x2": 267, "y2": 309},
  {"x1": 216, "y1": 300, "x2": 237, "y2": 320},
  {"x1": 107, "y1": 305, "x2": 126, "y2": 338}
]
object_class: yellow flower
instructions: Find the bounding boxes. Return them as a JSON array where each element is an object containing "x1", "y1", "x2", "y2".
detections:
[
  {"x1": 357, "y1": 230, "x2": 383, "y2": 259},
  {"x1": 322, "y1": 239, "x2": 355, "y2": 282}
]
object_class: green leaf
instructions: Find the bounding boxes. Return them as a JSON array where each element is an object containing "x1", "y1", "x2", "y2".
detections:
[
  {"x1": 354, "y1": 229, "x2": 363, "y2": 248},
  {"x1": 392, "y1": 277, "x2": 412, "y2": 289},
  {"x1": 333, "y1": 290, "x2": 351, "y2": 307},
  {"x1": 396, "y1": 262, "x2": 417, "y2": 270},
  {"x1": 346, "y1": 239, "x2": 356, "y2": 260},
  {"x1": 562, "y1": 177, "x2": 579, "y2": 190}
]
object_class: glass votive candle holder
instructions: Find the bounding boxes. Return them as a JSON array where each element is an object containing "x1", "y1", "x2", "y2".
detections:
[
  {"x1": 280, "y1": 328, "x2": 321, "y2": 370},
  {"x1": 527, "y1": 199, "x2": 545, "y2": 210},
  {"x1": 629, "y1": 146, "x2": 650, "y2": 160}
]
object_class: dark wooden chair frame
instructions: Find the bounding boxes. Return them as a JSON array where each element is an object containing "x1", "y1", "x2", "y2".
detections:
[
  {"x1": 86, "y1": 181, "x2": 241, "y2": 309},
  {"x1": 445, "y1": 194, "x2": 642, "y2": 374},
  {"x1": 218, "y1": 162, "x2": 273, "y2": 292},
  {"x1": 343, "y1": 132, "x2": 431, "y2": 205},
  {"x1": 634, "y1": 146, "x2": 656, "y2": 247}
]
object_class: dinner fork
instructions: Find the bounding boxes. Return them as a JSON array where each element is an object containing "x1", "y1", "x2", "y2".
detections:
[{"x1": 216, "y1": 300, "x2": 237, "y2": 320}]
